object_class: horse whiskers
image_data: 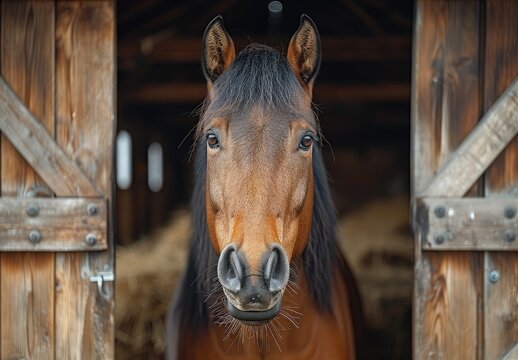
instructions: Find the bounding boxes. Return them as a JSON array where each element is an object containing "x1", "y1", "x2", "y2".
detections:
[
  {"x1": 206, "y1": 296, "x2": 301, "y2": 354},
  {"x1": 189, "y1": 263, "x2": 218, "y2": 288},
  {"x1": 285, "y1": 279, "x2": 301, "y2": 296}
]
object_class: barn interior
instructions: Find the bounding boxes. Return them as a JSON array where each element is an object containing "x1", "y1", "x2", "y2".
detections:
[{"x1": 115, "y1": 0, "x2": 413, "y2": 359}]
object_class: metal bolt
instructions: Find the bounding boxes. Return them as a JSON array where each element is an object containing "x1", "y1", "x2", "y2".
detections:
[
  {"x1": 504, "y1": 207, "x2": 517, "y2": 219},
  {"x1": 434, "y1": 206, "x2": 446, "y2": 218},
  {"x1": 26, "y1": 204, "x2": 40, "y2": 217},
  {"x1": 489, "y1": 269, "x2": 500, "y2": 283},
  {"x1": 434, "y1": 232, "x2": 446, "y2": 244},
  {"x1": 86, "y1": 203, "x2": 98, "y2": 216},
  {"x1": 28, "y1": 230, "x2": 41, "y2": 244},
  {"x1": 504, "y1": 230, "x2": 516, "y2": 243},
  {"x1": 84, "y1": 233, "x2": 97, "y2": 246}
]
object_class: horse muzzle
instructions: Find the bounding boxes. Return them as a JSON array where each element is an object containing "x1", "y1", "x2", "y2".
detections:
[{"x1": 217, "y1": 243, "x2": 289, "y2": 325}]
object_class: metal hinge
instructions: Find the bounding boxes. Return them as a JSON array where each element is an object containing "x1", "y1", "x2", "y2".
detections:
[{"x1": 90, "y1": 271, "x2": 115, "y2": 296}]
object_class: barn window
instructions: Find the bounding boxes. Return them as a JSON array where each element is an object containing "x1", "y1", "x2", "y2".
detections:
[
  {"x1": 147, "y1": 142, "x2": 163, "y2": 192},
  {"x1": 116, "y1": 130, "x2": 132, "y2": 190}
]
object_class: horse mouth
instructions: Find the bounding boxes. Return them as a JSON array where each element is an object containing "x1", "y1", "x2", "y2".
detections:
[{"x1": 227, "y1": 301, "x2": 281, "y2": 326}]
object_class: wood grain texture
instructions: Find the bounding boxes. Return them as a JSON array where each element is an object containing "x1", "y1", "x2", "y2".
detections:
[
  {"x1": 412, "y1": 1, "x2": 483, "y2": 359},
  {"x1": 0, "y1": 77, "x2": 100, "y2": 197},
  {"x1": 417, "y1": 198, "x2": 518, "y2": 250},
  {"x1": 421, "y1": 78, "x2": 518, "y2": 197},
  {"x1": 55, "y1": 2, "x2": 115, "y2": 358},
  {"x1": 484, "y1": 252, "x2": 518, "y2": 359},
  {"x1": 411, "y1": 0, "x2": 482, "y2": 197},
  {"x1": 483, "y1": 2, "x2": 518, "y2": 359},
  {"x1": 484, "y1": 0, "x2": 518, "y2": 196},
  {"x1": 0, "y1": 198, "x2": 107, "y2": 251},
  {"x1": 418, "y1": 252, "x2": 482, "y2": 360},
  {"x1": 0, "y1": 2, "x2": 55, "y2": 358}
]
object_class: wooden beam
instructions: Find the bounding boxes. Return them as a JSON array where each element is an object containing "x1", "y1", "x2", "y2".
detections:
[
  {"x1": 0, "y1": 76, "x2": 100, "y2": 197},
  {"x1": 55, "y1": 2, "x2": 115, "y2": 357},
  {"x1": 0, "y1": 3, "x2": 56, "y2": 358},
  {"x1": 0, "y1": 198, "x2": 107, "y2": 252},
  {"x1": 416, "y1": 198, "x2": 518, "y2": 251},
  {"x1": 421, "y1": 76, "x2": 518, "y2": 197},
  {"x1": 118, "y1": 36, "x2": 411, "y2": 69},
  {"x1": 121, "y1": 82, "x2": 410, "y2": 104}
]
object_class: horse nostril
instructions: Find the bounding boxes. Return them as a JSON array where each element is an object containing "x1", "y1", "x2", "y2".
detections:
[
  {"x1": 217, "y1": 245, "x2": 244, "y2": 293},
  {"x1": 230, "y1": 250, "x2": 243, "y2": 282},
  {"x1": 263, "y1": 245, "x2": 289, "y2": 293}
]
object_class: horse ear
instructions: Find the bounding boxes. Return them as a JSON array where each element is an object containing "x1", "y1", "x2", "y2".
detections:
[
  {"x1": 287, "y1": 15, "x2": 321, "y2": 94},
  {"x1": 201, "y1": 16, "x2": 236, "y2": 84}
]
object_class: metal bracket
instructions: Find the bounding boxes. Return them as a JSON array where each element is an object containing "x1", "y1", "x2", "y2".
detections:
[{"x1": 90, "y1": 271, "x2": 115, "y2": 296}]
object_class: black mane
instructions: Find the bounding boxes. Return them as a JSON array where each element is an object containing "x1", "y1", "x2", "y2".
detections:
[{"x1": 170, "y1": 45, "x2": 338, "y2": 334}]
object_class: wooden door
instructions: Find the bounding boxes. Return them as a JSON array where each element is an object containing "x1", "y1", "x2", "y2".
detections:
[
  {"x1": 0, "y1": 1, "x2": 115, "y2": 359},
  {"x1": 412, "y1": 1, "x2": 518, "y2": 359}
]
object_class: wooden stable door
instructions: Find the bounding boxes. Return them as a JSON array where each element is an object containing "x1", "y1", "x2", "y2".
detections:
[
  {"x1": 412, "y1": 1, "x2": 518, "y2": 359},
  {"x1": 0, "y1": 1, "x2": 115, "y2": 359}
]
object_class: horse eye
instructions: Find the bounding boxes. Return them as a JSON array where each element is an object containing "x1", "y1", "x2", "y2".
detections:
[
  {"x1": 207, "y1": 133, "x2": 219, "y2": 149},
  {"x1": 299, "y1": 135, "x2": 313, "y2": 151}
]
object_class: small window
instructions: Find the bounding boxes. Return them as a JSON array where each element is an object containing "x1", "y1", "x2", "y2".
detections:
[
  {"x1": 147, "y1": 142, "x2": 163, "y2": 192},
  {"x1": 116, "y1": 130, "x2": 132, "y2": 190}
]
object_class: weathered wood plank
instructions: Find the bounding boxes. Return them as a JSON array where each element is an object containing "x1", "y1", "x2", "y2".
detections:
[
  {"x1": 411, "y1": 1, "x2": 483, "y2": 359},
  {"x1": 483, "y1": 2, "x2": 518, "y2": 359},
  {"x1": 0, "y1": 254, "x2": 55, "y2": 358},
  {"x1": 0, "y1": 198, "x2": 107, "y2": 251},
  {"x1": 0, "y1": 2, "x2": 55, "y2": 358},
  {"x1": 484, "y1": 252, "x2": 518, "y2": 359},
  {"x1": 418, "y1": 252, "x2": 481, "y2": 360},
  {"x1": 416, "y1": 198, "x2": 518, "y2": 250},
  {"x1": 421, "y1": 76, "x2": 518, "y2": 197},
  {"x1": 484, "y1": 0, "x2": 518, "y2": 196},
  {"x1": 411, "y1": 1, "x2": 482, "y2": 197},
  {"x1": 55, "y1": 2, "x2": 115, "y2": 358},
  {"x1": 0, "y1": 76, "x2": 100, "y2": 197},
  {"x1": 502, "y1": 343, "x2": 518, "y2": 360}
]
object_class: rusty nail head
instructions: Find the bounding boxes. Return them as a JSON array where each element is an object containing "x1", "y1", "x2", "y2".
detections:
[
  {"x1": 29, "y1": 230, "x2": 41, "y2": 244},
  {"x1": 86, "y1": 203, "x2": 98, "y2": 216},
  {"x1": 504, "y1": 230, "x2": 516, "y2": 243},
  {"x1": 489, "y1": 269, "x2": 500, "y2": 283},
  {"x1": 85, "y1": 233, "x2": 97, "y2": 246},
  {"x1": 434, "y1": 206, "x2": 446, "y2": 218},
  {"x1": 504, "y1": 207, "x2": 517, "y2": 219},
  {"x1": 26, "y1": 204, "x2": 40, "y2": 217}
]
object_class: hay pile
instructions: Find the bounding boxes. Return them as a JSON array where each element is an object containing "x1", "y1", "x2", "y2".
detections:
[
  {"x1": 338, "y1": 195, "x2": 412, "y2": 326},
  {"x1": 338, "y1": 195, "x2": 412, "y2": 359},
  {"x1": 115, "y1": 210, "x2": 191, "y2": 359}
]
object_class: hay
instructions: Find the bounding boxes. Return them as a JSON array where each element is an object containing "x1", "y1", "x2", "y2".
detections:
[
  {"x1": 115, "y1": 210, "x2": 191, "y2": 359},
  {"x1": 337, "y1": 195, "x2": 412, "y2": 328}
]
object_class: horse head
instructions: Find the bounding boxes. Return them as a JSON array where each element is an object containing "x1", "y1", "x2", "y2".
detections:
[{"x1": 199, "y1": 15, "x2": 321, "y2": 325}]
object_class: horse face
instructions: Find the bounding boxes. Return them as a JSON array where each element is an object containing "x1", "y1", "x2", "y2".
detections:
[{"x1": 200, "y1": 15, "x2": 321, "y2": 324}]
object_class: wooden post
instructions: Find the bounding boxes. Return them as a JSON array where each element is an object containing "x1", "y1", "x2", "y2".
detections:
[
  {"x1": 0, "y1": 2, "x2": 56, "y2": 358},
  {"x1": 483, "y1": 1, "x2": 518, "y2": 359},
  {"x1": 412, "y1": 1, "x2": 483, "y2": 358},
  {"x1": 54, "y1": 1, "x2": 115, "y2": 358},
  {"x1": 0, "y1": 1, "x2": 115, "y2": 358}
]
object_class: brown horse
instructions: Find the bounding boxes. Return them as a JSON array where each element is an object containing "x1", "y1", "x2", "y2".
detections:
[{"x1": 167, "y1": 15, "x2": 362, "y2": 360}]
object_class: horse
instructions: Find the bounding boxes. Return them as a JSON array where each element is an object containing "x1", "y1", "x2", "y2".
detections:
[{"x1": 167, "y1": 15, "x2": 362, "y2": 360}]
